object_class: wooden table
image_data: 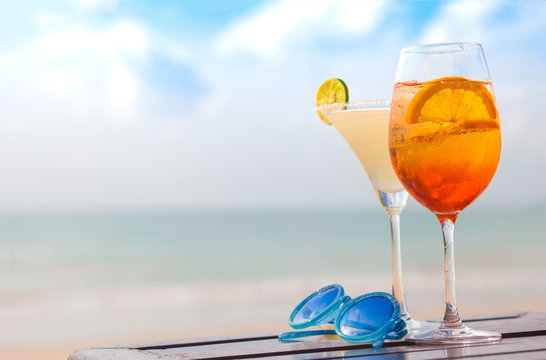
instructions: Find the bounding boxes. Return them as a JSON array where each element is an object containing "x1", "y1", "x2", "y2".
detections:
[{"x1": 68, "y1": 312, "x2": 546, "y2": 359}]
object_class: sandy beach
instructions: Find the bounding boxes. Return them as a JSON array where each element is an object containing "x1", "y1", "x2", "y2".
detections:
[{"x1": 3, "y1": 266, "x2": 546, "y2": 360}]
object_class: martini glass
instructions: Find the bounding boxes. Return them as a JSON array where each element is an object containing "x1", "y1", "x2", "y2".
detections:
[
  {"x1": 318, "y1": 100, "x2": 436, "y2": 337},
  {"x1": 389, "y1": 42, "x2": 501, "y2": 344}
]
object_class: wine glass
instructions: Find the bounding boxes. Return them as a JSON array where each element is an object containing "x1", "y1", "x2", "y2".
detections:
[
  {"x1": 389, "y1": 42, "x2": 502, "y2": 343},
  {"x1": 318, "y1": 100, "x2": 436, "y2": 337}
]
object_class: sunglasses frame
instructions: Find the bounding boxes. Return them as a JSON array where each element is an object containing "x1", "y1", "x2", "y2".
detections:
[{"x1": 283, "y1": 284, "x2": 407, "y2": 349}]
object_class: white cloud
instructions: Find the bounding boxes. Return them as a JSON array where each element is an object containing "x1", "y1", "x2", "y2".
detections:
[
  {"x1": 215, "y1": 0, "x2": 386, "y2": 58},
  {"x1": 37, "y1": 20, "x2": 147, "y2": 60},
  {"x1": 28, "y1": 20, "x2": 148, "y2": 122},
  {"x1": 420, "y1": 0, "x2": 502, "y2": 43},
  {"x1": 33, "y1": 11, "x2": 62, "y2": 25},
  {"x1": 79, "y1": 0, "x2": 119, "y2": 12}
]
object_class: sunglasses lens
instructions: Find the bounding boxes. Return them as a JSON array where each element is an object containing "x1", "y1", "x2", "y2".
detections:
[
  {"x1": 292, "y1": 286, "x2": 342, "y2": 325},
  {"x1": 338, "y1": 296, "x2": 394, "y2": 337}
]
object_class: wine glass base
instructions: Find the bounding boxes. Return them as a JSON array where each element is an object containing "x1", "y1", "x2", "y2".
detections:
[{"x1": 405, "y1": 321, "x2": 501, "y2": 345}]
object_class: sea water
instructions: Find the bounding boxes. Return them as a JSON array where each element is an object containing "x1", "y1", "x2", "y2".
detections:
[{"x1": 2, "y1": 207, "x2": 544, "y2": 292}]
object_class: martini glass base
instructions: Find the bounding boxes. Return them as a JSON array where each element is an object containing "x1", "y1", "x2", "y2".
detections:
[
  {"x1": 405, "y1": 321, "x2": 501, "y2": 344},
  {"x1": 403, "y1": 316, "x2": 441, "y2": 339}
]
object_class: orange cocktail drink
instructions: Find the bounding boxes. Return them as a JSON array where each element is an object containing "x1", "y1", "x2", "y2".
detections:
[{"x1": 389, "y1": 76, "x2": 501, "y2": 221}]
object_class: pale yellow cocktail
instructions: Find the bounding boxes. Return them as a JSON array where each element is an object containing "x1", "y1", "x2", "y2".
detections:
[{"x1": 324, "y1": 103, "x2": 403, "y2": 193}]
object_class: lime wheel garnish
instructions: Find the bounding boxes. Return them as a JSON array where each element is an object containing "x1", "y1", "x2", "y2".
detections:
[{"x1": 315, "y1": 78, "x2": 349, "y2": 125}]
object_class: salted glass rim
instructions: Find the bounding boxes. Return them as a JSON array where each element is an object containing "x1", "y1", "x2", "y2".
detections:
[
  {"x1": 316, "y1": 99, "x2": 390, "y2": 114},
  {"x1": 401, "y1": 42, "x2": 482, "y2": 54}
]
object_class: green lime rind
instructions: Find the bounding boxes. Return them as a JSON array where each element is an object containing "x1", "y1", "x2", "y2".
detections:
[{"x1": 315, "y1": 78, "x2": 349, "y2": 125}]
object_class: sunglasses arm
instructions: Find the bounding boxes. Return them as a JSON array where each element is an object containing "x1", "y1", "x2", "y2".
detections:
[
  {"x1": 372, "y1": 335, "x2": 386, "y2": 349},
  {"x1": 278, "y1": 329, "x2": 336, "y2": 341}
]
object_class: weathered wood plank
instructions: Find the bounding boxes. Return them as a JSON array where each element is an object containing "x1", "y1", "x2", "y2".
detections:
[
  {"x1": 279, "y1": 336, "x2": 546, "y2": 360},
  {"x1": 133, "y1": 312, "x2": 546, "y2": 359},
  {"x1": 149, "y1": 335, "x2": 546, "y2": 359},
  {"x1": 106, "y1": 332, "x2": 281, "y2": 350},
  {"x1": 69, "y1": 335, "x2": 546, "y2": 360},
  {"x1": 68, "y1": 348, "x2": 165, "y2": 360},
  {"x1": 465, "y1": 312, "x2": 546, "y2": 334},
  {"x1": 67, "y1": 312, "x2": 546, "y2": 360},
  {"x1": 468, "y1": 351, "x2": 546, "y2": 360}
]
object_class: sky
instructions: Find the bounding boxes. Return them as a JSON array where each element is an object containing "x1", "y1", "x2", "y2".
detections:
[{"x1": 0, "y1": 0, "x2": 545, "y2": 213}]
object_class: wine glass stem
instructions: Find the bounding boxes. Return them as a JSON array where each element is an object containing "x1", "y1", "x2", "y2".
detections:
[
  {"x1": 441, "y1": 218, "x2": 462, "y2": 325},
  {"x1": 389, "y1": 213, "x2": 410, "y2": 319}
]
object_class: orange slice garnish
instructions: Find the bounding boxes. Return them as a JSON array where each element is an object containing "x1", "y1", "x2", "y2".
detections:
[{"x1": 406, "y1": 76, "x2": 499, "y2": 130}]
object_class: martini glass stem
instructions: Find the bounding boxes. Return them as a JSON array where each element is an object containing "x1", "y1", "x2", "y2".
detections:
[
  {"x1": 389, "y1": 213, "x2": 410, "y2": 319},
  {"x1": 376, "y1": 190, "x2": 410, "y2": 320},
  {"x1": 441, "y1": 218, "x2": 462, "y2": 327}
]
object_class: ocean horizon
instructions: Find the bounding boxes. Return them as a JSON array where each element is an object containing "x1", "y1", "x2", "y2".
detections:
[{"x1": 2, "y1": 206, "x2": 545, "y2": 291}]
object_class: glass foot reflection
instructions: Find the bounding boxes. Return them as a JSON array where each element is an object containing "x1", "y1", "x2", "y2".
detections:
[{"x1": 405, "y1": 320, "x2": 501, "y2": 344}]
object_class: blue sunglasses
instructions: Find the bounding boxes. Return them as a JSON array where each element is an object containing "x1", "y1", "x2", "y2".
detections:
[{"x1": 278, "y1": 284, "x2": 407, "y2": 349}]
